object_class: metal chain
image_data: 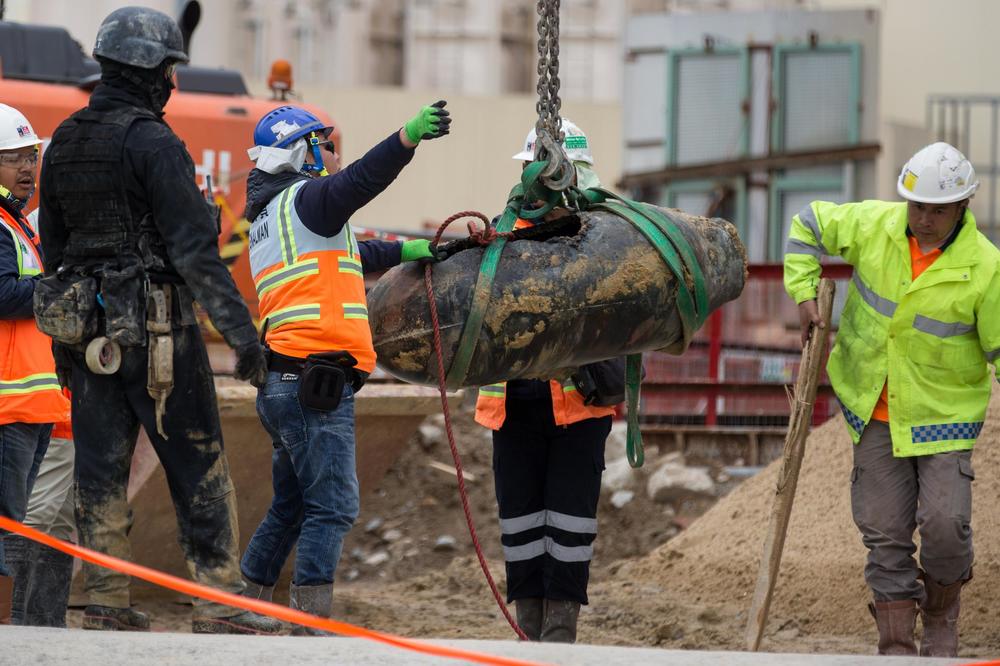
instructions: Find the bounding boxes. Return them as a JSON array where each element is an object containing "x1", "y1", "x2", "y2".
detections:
[
  {"x1": 535, "y1": 0, "x2": 562, "y2": 142},
  {"x1": 533, "y1": 0, "x2": 574, "y2": 192}
]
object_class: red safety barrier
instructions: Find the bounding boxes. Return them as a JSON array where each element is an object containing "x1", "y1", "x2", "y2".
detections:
[
  {"x1": 0, "y1": 516, "x2": 549, "y2": 666},
  {"x1": 640, "y1": 262, "x2": 852, "y2": 428}
]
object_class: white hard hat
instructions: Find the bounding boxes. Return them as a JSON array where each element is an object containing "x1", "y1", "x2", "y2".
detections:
[
  {"x1": 513, "y1": 118, "x2": 594, "y2": 165},
  {"x1": 897, "y1": 142, "x2": 978, "y2": 204},
  {"x1": 0, "y1": 104, "x2": 41, "y2": 151}
]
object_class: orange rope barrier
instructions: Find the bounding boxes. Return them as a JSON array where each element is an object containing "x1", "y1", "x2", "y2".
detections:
[{"x1": 0, "y1": 516, "x2": 549, "y2": 666}]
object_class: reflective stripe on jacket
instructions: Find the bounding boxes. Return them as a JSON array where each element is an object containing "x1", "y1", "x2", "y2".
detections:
[
  {"x1": 0, "y1": 208, "x2": 70, "y2": 426},
  {"x1": 474, "y1": 379, "x2": 616, "y2": 430},
  {"x1": 248, "y1": 181, "x2": 375, "y2": 372},
  {"x1": 784, "y1": 199, "x2": 1000, "y2": 457}
]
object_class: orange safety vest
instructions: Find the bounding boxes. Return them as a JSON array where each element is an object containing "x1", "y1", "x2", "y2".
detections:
[
  {"x1": 0, "y1": 207, "x2": 70, "y2": 426},
  {"x1": 248, "y1": 181, "x2": 375, "y2": 372},
  {"x1": 474, "y1": 379, "x2": 616, "y2": 431}
]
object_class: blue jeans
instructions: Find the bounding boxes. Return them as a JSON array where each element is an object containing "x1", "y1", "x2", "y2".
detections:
[
  {"x1": 0, "y1": 423, "x2": 53, "y2": 576},
  {"x1": 241, "y1": 372, "x2": 360, "y2": 587}
]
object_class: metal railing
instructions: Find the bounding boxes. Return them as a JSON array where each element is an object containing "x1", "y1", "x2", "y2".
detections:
[{"x1": 926, "y1": 95, "x2": 1000, "y2": 244}]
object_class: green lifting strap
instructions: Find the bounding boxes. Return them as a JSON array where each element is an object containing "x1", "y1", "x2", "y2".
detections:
[
  {"x1": 442, "y1": 162, "x2": 557, "y2": 389},
  {"x1": 443, "y1": 207, "x2": 516, "y2": 389},
  {"x1": 625, "y1": 353, "x2": 645, "y2": 468}
]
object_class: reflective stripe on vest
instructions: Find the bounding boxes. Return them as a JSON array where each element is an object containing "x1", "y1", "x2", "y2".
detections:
[
  {"x1": 913, "y1": 314, "x2": 975, "y2": 338},
  {"x1": 852, "y1": 273, "x2": 897, "y2": 318},
  {"x1": 479, "y1": 383, "x2": 505, "y2": 398},
  {"x1": 0, "y1": 372, "x2": 61, "y2": 396},
  {"x1": 268, "y1": 303, "x2": 322, "y2": 329}
]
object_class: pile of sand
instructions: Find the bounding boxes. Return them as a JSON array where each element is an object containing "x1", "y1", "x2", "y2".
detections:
[{"x1": 619, "y1": 393, "x2": 1000, "y2": 653}]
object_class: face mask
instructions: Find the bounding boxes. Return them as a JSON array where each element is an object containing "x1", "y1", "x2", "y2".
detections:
[{"x1": 247, "y1": 140, "x2": 307, "y2": 175}]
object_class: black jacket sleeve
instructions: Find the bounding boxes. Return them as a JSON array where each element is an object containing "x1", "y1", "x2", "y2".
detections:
[
  {"x1": 129, "y1": 122, "x2": 258, "y2": 349},
  {"x1": 358, "y1": 239, "x2": 402, "y2": 274},
  {"x1": 0, "y1": 229, "x2": 35, "y2": 319},
  {"x1": 294, "y1": 132, "x2": 415, "y2": 238}
]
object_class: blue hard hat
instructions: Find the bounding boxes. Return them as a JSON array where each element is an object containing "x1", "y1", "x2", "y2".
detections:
[{"x1": 252, "y1": 105, "x2": 330, "y2": 149}]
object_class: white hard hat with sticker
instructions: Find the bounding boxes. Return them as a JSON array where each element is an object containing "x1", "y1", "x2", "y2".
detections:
[
  {"x1": 513, "y1": 118, "x2": 594, "y2": 165},
  {"x1": 897, "y1": 142, "x2": 979, "y2": 204},
  {"x1": 0, "y1": 103, "x2": 41, "y2": 152}
]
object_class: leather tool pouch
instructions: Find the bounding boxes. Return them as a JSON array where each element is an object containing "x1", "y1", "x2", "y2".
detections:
[
  {"x1": 33, "y1": 274, "x2": 98, "y2": 345},
  {"x1": 101, "y1": 264, "x2": 147, "y2": 346},
  {"x1": 298, "y1": 351, "x2": 360, "y2": 412}
]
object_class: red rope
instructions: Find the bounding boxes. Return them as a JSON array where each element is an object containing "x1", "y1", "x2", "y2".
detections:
[{"x1": 424, "y1": 211, "x2": 528, "y2": 641}]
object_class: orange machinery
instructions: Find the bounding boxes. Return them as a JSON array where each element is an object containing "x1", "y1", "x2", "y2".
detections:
[{"x1": 0, "y1": 18, "x2": 337, "y2": 320}]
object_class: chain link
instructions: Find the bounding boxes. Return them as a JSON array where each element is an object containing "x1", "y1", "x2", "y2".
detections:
[
  {"x1": 533, "y1": 0, "x2": 574, "y2": 191},
  {"x1": 535, "y1": 0, "x2": 562, "y2": 143}
]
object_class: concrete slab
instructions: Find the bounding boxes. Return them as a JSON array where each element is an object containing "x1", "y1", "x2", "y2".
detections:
[{"x1": 0, "y1": 628, "x2": 981, "y2": 666}]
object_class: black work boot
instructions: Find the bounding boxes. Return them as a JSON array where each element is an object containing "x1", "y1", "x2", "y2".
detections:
[
  {"x1": 540, "y1": 599, "x2": 581, "y2": 643},
  {"x1": 5, "y1": 534, "x2": 38, "y2": 625},
  {"x1": 192, "y1": 610, "x2": 282, "y2": 635},
  {"x1": 514, "y1": 598, "x2": 543, "y2": 641},
  {"x1": 83, "y1": 605, "x2": 151, "y2": 631},
  {"x1": 23, "y1": 545, "x2": 74, "y2": 627},
  {"x1": 289, "y1": 583, "x2": 333, "y2": 636},
  {"x1": 920, "y1": 577, "x2": 964, "y2": 657},
  {"x1": 869, "y1": 599, "x2": 917, "y2": 655}
]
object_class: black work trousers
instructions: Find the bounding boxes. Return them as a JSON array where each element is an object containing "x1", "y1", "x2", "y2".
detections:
[
  {"x1": 70, "y1": 325, "x2": 243, "y2": 618},
  {"x1": 492, "y1": 395, "x2": 610, "y2": 605}
]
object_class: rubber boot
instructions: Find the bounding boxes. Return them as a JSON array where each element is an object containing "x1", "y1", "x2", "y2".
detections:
[
  {"x1": 514, "y1": 598, "x2": 543, "y2": 641},
  {"x1": 243, "y1": 579, "x2": 275, "y2": 602},
  {"x1": 540, "y1": 599, "x2": 581, "y2": 643},
  {"x1": 23, "y1": 545, "x2": 74, "y2": 627},
  {"x1": 920, "y1": 577, "x2": 963, "y2": 657},
  {"x1": 83, "y1": 605, "x2": 151, "y2": 631},
  {"x1": 289, "y1": 583, "x2": 333, "y2": 636},
  {"x1": 4, "y1": 534, "x2": 38, "y2": 625},
  {"x1": 0, "y1": 575, "x2": 12, "y2": 625},
  {"x1": 868, "y1": 600, "x2": 917, "y2": 655},
  {"x1": 192, "y1": 610, "x2": 283, "y2": 635}
]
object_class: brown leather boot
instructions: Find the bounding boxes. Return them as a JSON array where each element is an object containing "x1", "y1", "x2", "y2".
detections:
[
  {"x1": 540, "y1": 599, "x2": 580, "y2": 643},
  {"x1": 0, "y1": 575, "x2": 12, "y2": 625},
  {"x1": 514, "y1": 598, "x2": 543, "y2": 641},
  {"x1": 920, "y1": 578, "x2": 963, "y2": 657},
  {"x1": 869, "y1": 599, "x2": 917, "y2": 655}
]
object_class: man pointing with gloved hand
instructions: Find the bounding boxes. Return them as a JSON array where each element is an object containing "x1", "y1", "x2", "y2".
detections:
[{"x1": 239, "y1": 100, "x2": 451, "y2": 632}]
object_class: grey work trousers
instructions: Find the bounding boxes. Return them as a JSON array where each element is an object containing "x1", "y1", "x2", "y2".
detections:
[
  {"x1": 850, "y1": 421, "x2": 974, "y2": 602},
  {"x1": 24, "y1": 437, "x2": 75, "y2": 541}
]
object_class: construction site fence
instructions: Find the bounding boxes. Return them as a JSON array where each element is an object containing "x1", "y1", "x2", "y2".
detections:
[{"x1": 640, "y1": 262, "x2": 852, "y2": 429}]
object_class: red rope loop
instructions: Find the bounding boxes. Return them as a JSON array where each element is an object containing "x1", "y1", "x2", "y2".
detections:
[
  {"x1": 423, "y1": 210, "x2": 529, "y2": 641},
  {"x1": 433, "y1": 210, "x2": 514, "y2": 247}
]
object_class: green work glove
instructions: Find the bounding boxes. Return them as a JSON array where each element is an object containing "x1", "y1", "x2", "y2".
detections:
[
  {"x1": 401, "y1": 239, "x2": 440, "y2": 263},
  {"x1": 403, "y1": 100, "x2": 451, "y2": 144}
]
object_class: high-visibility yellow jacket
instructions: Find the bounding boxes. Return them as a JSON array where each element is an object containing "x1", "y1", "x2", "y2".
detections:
[{"x1": 784, "y1": 200, "x2": 1000, "y2": 457}]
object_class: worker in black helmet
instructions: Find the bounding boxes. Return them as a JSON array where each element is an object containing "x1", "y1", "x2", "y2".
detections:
[{"x1": 37, "y1": 6, "x2": 277, "y2": 634}]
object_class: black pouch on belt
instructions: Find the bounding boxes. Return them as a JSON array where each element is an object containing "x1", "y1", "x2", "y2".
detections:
[
  {"x1": 298, "y1": 351, "x2": 359, "y2": 412},
  {"x1": 101, "y1": 264, "x2": 147, "y2": 347}
]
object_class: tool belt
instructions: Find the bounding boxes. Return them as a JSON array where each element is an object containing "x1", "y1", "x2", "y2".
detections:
[{"x1": 266, "y1": 349, "x2": 367, "y2": 412}]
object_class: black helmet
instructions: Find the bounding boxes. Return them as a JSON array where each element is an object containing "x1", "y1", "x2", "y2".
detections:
[{"x1": 93, "y1": 6, "x2": 189, "y2": 69}]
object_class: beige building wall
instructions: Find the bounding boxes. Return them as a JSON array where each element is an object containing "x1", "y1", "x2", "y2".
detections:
[{"x1": 252, "y1": 83, "x2": 622, "y2": 233}]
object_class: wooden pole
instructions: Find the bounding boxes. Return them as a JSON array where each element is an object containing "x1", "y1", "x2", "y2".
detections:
[{"x1": 744, "y1": 278, "x2": 836, "y2": 651}]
